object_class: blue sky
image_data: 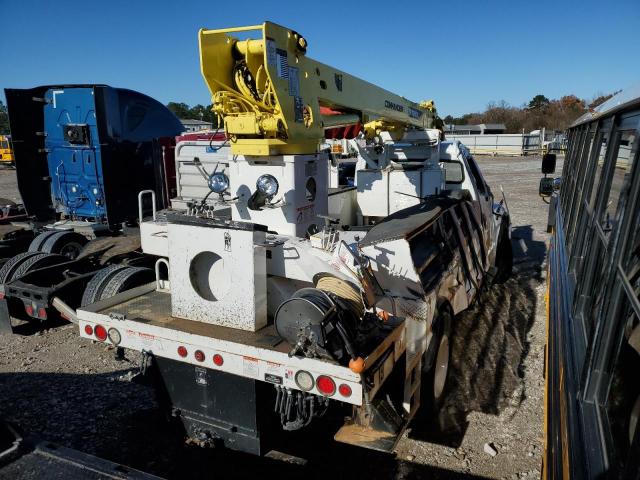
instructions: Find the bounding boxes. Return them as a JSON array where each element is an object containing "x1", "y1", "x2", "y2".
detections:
[{"x1": 1, "y1": 0, "x2": 639, "y2": 117}]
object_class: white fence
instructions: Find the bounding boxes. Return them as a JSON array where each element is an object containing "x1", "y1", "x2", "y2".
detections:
[{"x1": 443, "y1": 132, "x2": 543, "y2": 156}]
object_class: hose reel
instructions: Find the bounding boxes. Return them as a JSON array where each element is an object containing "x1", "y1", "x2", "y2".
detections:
[{"x1": 274, "y1": 275, "x2": 364, "y2": 363}]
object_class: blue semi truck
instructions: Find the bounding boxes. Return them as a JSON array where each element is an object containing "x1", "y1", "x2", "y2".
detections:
[{"x1": 0, "y1": 85, "x2": 183, "y2": 332}]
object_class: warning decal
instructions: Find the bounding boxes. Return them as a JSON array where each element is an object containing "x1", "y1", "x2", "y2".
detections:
[
  {"x1": 276, "y1": 49, "x2": 288, "y2": 79},
  {"x1": 266, "y1": 38, "x2": 277, "y2": 66}
]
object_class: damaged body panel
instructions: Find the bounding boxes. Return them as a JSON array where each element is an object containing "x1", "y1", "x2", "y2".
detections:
[{"x1": 361, "y1": 189, "x2": 501, "y2": 323}]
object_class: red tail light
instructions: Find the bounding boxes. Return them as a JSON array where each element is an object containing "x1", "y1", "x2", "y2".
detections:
[
  {"x1": 194, "y1": 350, "x2": 205, "y2": 362},
  {"x1": 316, "y1": 375, "x2": 336, "y2": 396},
  {"x1": 37, "y1": 308, "x2": 47, "y2": 319},
  {"x1": 25, "y1": 305, "x2": 34, "y2": 316},
  {"x1": 338, "y1": 383, "x2": 352, "y2": 398},
  {"x1": 84, "y1": 325, "x2": 94, "y2": 336},
  {"x1": 177, "y1": 346, "x2": 188, "y2": 358},
  {"x1": 0, "y1": 293, "x2": 5, "y2": 300},
  {"x1": 213, "y1": 354, "x2": 224, "y2": 366},
  {"x1": 94, "y1": 325, "x2": 108, "y2": 342}
]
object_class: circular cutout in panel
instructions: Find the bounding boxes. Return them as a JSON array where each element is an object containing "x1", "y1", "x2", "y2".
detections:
[
  {"x1": 305, "y1": 177, "x2": 316, "y2": 202},
  {"x1": 189, "y1": 251, "x2": 228, "y2": 301}
]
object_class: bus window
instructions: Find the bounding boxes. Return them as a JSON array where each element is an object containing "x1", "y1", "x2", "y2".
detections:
[
  {"x1": 567, "y1": 129, "x2": 596, "y2": 248},
  {"x1": 601, "y1": 131, "x2": 636, "y2": 231},
  {"x1": 589, "y1": 135, "x2": 609, "y2": 208}
]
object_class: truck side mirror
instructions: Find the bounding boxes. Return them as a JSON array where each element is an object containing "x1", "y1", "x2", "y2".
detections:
[{"x1": 541, "y1": 153, "x2": 556, "y2": 174}]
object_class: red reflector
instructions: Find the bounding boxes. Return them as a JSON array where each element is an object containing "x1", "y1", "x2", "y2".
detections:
[
  {"x1": 0, "y1": 293, "x2": 4, "y2": 300},
  {"x1": 316, "y1": 375, "x2": 336, "y2": 396},
  {"x1": 94, "y1": 325, "x2": 108, "y2": 341},
  {"x1": 213, "y1": 354, "x2": 224, "y2": 366},
  {"x1": 38, "y1": 308, "x2": 47, "y2": 319},
  {"x1": 84, "y1": 324, "x2": 94, "y2": 336},
  {"x1": 194, "y1": 350, "x2": 205, "y2": 362},
  {"x1": 25, "y1": 305, "x2": 34, "y2": 316},
  {"x1": 338, "y1": 383, "x2": 352, "y2": 397},
  {"x1": 177, "y1": 346, "x2": 188, "y2": 358}
]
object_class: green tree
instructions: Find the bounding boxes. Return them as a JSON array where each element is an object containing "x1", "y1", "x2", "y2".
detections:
[
  {"x1": 189, "y1": 104, "x2": 219, "y2": 126},
  {"x1": 528, "y1": 94, "x2": 550, "y2": 110},
  {"x1": 166, "y1": 102, "x2": 191, "y2": 119},
  {"x1": 0, "y1": 101, "x2": 9, "y2": 135}
]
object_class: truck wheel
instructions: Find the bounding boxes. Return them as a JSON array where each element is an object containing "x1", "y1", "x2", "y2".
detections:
[
  {"x1": 0, "y1": 252, "x2": 44, "y2": 285},
  {"x1": 424, "y1": 308, "x2": 452, "y2": 411},
  {"x1": 99, "y1": 267, "x2": 154, "y2": 301},
  {"x1": 493, "y1": 226, "x2": 513, "y2": 284},
  {"x1": 81, "y1": 265, "x2": 129, "y2": 307},
  {"x1": 9, "y1": 253, "x2": 66, "y2": 281},
  {"x1": 40, "y1": 231, "x2": 88, "y2": 259},
  {"x1": 28, "y1": 231, "x2": 59, "y2": 252},
  {"x1": 630, "y1": 394, "x2": 640, "y2": 445}
]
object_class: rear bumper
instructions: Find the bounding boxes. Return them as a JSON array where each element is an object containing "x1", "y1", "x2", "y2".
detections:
[{"x1": 77, "y1": 288, "x2": 364, "y2": 407}]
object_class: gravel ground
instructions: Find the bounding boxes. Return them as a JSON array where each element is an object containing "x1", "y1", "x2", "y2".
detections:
[
  {"x1": 0, "y1": 166, "x2": 21, "y2": 203},
  {"x1": 0, "y1": 156, "x2": 561, "y2": 479}
]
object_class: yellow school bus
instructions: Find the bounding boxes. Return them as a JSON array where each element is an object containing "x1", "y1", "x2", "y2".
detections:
[{"x1": 0, "y1": 135, "x2": 14, "y2": 165}]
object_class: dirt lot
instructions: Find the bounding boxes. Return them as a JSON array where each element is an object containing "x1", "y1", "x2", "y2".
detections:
[{"x1": 0, "y1": 156, "x2": 560, "y2": 479}]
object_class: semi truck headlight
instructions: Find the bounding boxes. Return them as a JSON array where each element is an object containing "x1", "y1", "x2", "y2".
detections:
[
  {"x1": 256, "y1": 174, "x2": 279, "y2": 198},
  {"x1": 208, "y1": 173, "x2": 230, "y2": 194}
]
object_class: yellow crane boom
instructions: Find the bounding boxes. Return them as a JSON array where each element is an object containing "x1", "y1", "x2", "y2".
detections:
[{"x1": 199, "y1": 22, "x2": 435, "y2": 156}]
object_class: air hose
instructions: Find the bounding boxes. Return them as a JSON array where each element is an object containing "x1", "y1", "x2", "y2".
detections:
[{"x1": 315, "y1": 275, "x2": 364, "y2": 319}]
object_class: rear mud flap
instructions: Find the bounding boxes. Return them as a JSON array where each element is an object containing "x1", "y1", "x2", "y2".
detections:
[
  {"x1": 334, "y1": 397, "x2": 405, "y2": 452},
  {"x1": 0, "y1": 300, "x2": 12, "y2": 334}
]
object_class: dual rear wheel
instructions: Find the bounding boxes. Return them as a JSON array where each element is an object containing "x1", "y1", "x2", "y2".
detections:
[
  {"x1": 423, "y1": 307, "x2": 453, "y2": 410},
  {"x1": 81, "y1": 265, "x2": 154, "y2": 307},
  {"x1": 29, "y1": 231, "x2": 88, "y2": 260}
]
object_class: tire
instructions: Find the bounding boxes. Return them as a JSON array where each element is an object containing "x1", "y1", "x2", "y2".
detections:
[
  {"x1": 28, "y1": 231, "x2": 59, "y2": 252},
  {"x1": 424, "y1": 307, "x2": 453, "y2": 411},
  {"x1": 99, "y1": 267, "x2": 154, "y2": 301},
  {"x1": 40, "y1": 231, "x2": 88, "y2": 259},
  {"x1": 81, "y1": 264, "x2": 130, "y2": 307},
  {"x1": 9, "y1": 253, "x2": 66, "y2": 281},
  {"x1": 493, "y1": 225, "x2": 513, "y2": 284},
  {"x1": 0, "y1": 252, "x2": 43, "y2": 285},
  {"x1": 630, "y1": 394, "x2": 640, "y2": 445}
]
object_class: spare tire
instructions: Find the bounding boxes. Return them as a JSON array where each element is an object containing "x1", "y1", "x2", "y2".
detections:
[
  {"x1": 99, "y1": 267, "x2": 155, "y2": 301},
  {"x1": 40, "y1": 231, "x2": 88, "y2": 259}
]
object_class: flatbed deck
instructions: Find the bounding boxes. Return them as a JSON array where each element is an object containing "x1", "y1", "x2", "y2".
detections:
[
  {"x1": 77, "y1": 283, "x2": 409, "y2": 406},
  {"x1": 95, "y1": 288, "x2": 287, "y2": 353}
]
